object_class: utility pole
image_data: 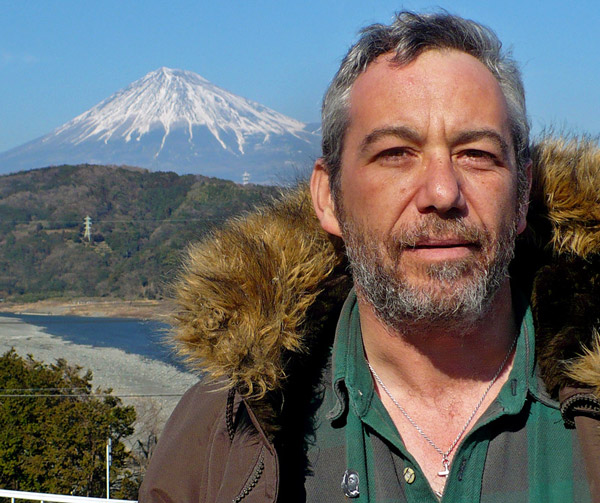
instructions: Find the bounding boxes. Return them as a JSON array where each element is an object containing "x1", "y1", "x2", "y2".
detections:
[
  {"x1": 106, "y1": 438, "x2": 112, "y2": 499},
  {"x1": 83, "y1": 216, "x2": 92, "y2": 242}
]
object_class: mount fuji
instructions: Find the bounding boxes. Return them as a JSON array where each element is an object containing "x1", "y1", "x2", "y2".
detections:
[{"x1": 0, "y1": 67, "x2": 321, "y2": 183}]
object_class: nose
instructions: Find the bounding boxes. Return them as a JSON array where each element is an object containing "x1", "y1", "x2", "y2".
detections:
[{"x1": 414, "y1": 153, "x2": 466, "y2": 215}]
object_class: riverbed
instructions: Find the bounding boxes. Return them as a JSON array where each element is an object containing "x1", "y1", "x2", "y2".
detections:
[{"x1": 0, "y1": 315, "x2": 200, "y2": 440}]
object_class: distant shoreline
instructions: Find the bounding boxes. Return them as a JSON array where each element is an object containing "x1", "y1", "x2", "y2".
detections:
[{"x1": 0, "y1": 298, "x2": 175, "y2": 321}]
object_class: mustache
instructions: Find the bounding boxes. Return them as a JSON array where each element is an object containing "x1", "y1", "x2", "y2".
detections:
[{"x1": 386, "y1": 216, "x2": 490, "y2": 251}]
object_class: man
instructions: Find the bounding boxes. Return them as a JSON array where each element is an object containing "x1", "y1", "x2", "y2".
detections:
[{"x1": 140, "y1": 11, "x2": 599, "y2": 502}]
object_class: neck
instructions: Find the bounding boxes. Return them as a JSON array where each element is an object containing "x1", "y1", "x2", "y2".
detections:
[{"x1": 360, "y1": 280, "x2": 518, "y2": 393}]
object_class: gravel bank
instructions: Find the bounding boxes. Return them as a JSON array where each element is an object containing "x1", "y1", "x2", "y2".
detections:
[
  {"x1": 0, "y1": 315, "x2": 200, "y2": 440},
  {"x1": 0, "y1": 299, "x2": 174, "y2": 320}
]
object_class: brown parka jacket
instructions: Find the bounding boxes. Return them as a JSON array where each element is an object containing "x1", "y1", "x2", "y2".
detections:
[{"x1": 139, "y1": 136, "x2": 600, "y2": 502}]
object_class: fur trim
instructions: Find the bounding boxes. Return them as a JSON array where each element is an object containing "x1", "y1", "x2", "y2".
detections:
[
  {"x1": 529, "y1": 136, "x2": 600, "y2": 398},
  {"x1": 567, "y1": 330, "x2": 600, "y2": 398},
  {"x1": 530, "y1": 136, "x2": 600, "y2": 258},
  {"x1": 532, "y1": 255, "x2": 600, "y2": 397},
  {"x1": 172, "y1": 185, "x2": 344, "y2": 400}
]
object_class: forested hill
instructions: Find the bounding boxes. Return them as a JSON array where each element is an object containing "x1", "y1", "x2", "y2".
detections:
[{"x1": 0, "y1": 164, "x2": 280, "y2": 302}]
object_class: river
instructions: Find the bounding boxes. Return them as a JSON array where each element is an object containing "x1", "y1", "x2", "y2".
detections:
[{"x1": 0, "y1": 313, "x2": 185, "y2": 370}]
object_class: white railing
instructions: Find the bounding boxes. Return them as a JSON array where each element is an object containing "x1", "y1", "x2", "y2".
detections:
[{"x1": 0, "y1": 490, "x2": 136, "y2": 503}]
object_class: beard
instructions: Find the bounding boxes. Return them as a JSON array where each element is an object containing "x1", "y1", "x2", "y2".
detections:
[{"x1": 340, "y1": 211, "x2": 518, "y2": 334}]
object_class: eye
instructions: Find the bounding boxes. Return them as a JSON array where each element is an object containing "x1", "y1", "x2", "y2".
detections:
[
  {"x1": 464, "y1": 149, "x2": 494, "y2": 159},
  {"x1": 375, "y1": 147, "x2": 415, "y2": 165},
  {"x1": 456, "y1": 149, "x2": 500, "y2": 168}
]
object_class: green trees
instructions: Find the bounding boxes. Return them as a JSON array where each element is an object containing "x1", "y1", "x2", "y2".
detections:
[
  {"x1": 0, "y1": 164, "x2": 279, "y2": 302},
  {"x1": 0, "y1": 350, "x2": 137, "y2": 497}
]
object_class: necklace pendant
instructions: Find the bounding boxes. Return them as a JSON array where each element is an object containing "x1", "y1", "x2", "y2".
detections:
[{"x1": 438, "y1": 459, "x2": 450, "y2": 477}]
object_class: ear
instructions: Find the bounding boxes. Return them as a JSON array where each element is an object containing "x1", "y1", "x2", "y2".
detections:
[
  {"x1": 310, "y1": 159, "x2": 343, "y2": 237},
  {"x1": 516, "y1": 159, "x2": 533, "y2": 235}
]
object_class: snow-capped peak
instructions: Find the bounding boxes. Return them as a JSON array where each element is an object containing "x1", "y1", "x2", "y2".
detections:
[{"x1": 52, "y1": 67, "x2": 308, "y2": 155}]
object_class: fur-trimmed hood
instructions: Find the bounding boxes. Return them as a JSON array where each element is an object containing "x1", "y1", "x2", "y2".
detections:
[{"x1": 171, "y1": 136, "x2": 600, "y2": 436}]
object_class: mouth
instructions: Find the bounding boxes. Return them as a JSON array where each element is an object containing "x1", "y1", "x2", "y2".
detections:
[
  {"x1": 411, "y1": 238, "x2": 478, "y2": 249},
  {"x1": 405, "y1": 239, "x2": 480, "y2": 260}
]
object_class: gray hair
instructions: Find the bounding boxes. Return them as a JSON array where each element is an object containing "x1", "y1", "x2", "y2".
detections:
[{"x1": 321, "y1": 11, "x2": 530, "y2": 203}]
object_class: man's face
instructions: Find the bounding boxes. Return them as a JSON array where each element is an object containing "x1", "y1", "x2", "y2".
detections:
[{"x1": 314, "y1": 49, "x2": 528, "y2": 329}]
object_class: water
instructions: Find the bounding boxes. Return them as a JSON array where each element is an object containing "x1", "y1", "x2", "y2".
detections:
[{"x1": 1, "y1": 313, "x2": 187, "y2": 370}]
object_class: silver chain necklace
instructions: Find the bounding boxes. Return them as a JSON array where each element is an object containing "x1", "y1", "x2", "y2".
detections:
[{"x1": 367, "y1": 335, "x2": 517, "y2": 478}]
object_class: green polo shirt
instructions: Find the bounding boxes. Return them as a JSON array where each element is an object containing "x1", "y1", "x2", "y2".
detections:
[{"x1": 304, "y1": 290, "x2": 591, "y2": 502}]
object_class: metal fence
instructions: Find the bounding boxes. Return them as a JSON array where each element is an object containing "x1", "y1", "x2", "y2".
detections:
[{"x1": 0, "y1": 490, "x2": 136, "y2": 503}]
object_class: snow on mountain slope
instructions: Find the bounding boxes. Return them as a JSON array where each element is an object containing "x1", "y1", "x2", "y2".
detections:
[
  {"x1": 0, "y1": 68, "x2": 320, "y2": 183},
  {"x1": 55, "y1": 67, "x2": 308, "y2": 155}
]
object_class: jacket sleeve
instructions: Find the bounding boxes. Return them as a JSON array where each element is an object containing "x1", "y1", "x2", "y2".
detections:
[
  {"x1": 138, "y1": 381, "x2": 278, "y2": 503},
  {"x1": 559, "y1": 385, "x2": 600, "y2": 501}
]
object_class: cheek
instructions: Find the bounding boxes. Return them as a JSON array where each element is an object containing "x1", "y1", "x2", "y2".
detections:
[
  {"x1": 474, "y1": 189, "x2": 517, "y2": 233},
  {"x1": 463, "y1": 175, "x2": 519, "y2": 227},
  {"x1": 340, "y1": 170, "x2": 414, "y2": 230}
]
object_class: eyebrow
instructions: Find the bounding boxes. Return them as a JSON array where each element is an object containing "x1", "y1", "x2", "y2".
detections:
[
  {"x1": 451, "y1": 129, "x2": 512, "y2": 160},
  {"x1": 358, "y1": 126, "x2": 422, "y2": 155}
]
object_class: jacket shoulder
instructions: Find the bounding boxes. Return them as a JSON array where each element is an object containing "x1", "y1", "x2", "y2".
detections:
[{"x1": 139, "y1": 381, "x2": 230, "y2": 502}]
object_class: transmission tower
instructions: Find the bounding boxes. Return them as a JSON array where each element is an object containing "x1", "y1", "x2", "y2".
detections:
[{"x1": 83, "y1": 216, "x2": 92, "y2": 242}]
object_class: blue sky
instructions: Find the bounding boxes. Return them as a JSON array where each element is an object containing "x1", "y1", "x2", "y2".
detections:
[{"x1": 1, "y1": 0, "x2": 598, "y2": 153}]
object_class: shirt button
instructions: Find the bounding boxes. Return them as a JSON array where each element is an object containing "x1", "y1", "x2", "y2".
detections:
[{"x1": 403, "y1": 467, "x2": 416, "y2": 484}]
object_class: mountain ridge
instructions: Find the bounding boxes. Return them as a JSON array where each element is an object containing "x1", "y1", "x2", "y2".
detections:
[{"x1": 0, "y1": 163, "x2": 280, "y2": 302}]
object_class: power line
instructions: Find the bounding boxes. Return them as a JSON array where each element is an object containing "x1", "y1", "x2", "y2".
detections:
[
  {"x1": 0, "y1": 386, "x2": 186, "y2": 394},
  {"x1": 4, "y1": 217, "x2": 228, "y2": 224},
  {"x1": 0, "y1": 387, "x2": 90, "y2": 392},
  {"x1": 0, "y1": 392, "x2": 184, "y2": 398}
]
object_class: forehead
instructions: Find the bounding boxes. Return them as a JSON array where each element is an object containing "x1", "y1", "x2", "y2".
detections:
[{"x1": 345, "y1": 49, "x2": 512, "y2": 145}]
